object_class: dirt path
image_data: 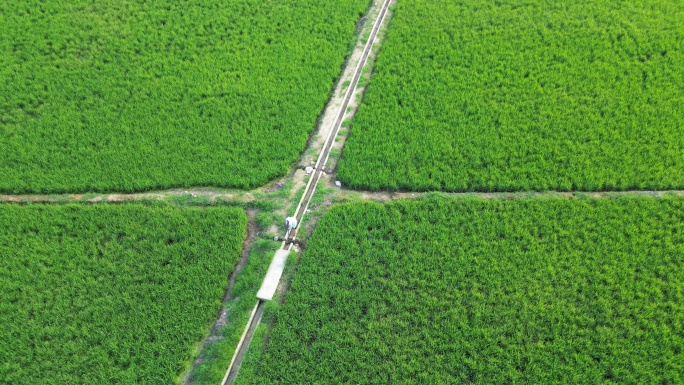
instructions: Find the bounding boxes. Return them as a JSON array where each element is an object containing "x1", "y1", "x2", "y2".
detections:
[{"x1": 0, "y1": 188, "x2": 255, "y2": 204}]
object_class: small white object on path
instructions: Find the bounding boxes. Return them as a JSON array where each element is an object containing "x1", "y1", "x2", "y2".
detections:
[
  {"x1": 335, "y1": 180, "x2": 342, "y2": 187},
  {"x1": 305, "y1": 166, "x2": 314, "y2": 174}
]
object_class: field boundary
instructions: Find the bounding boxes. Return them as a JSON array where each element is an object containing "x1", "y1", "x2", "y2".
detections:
[{"x1": 2, "y1": 189, "x2": 682, "y2": 205}]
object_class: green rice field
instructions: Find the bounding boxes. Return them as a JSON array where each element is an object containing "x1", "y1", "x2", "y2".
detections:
[
  {"x1": 338, "y1": 0, "x2": 684, "y2": 192},
  {"x1": 0, "y1": 204, "x2": 246, "y2": 384},
  {"x1": 0, "y1": 0, "x2": 369, "y2": 193},
  {"x1": 238, "y1": 197, "x2": 684, "y2": 384}
]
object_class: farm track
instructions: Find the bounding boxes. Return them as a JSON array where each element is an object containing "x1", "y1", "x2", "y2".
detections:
[
  {"x1": 2, "y1": 188, "x2": 682, "y2": 205},
  {"x1": 0, "y1": 189, "x2": 256, "y2": 204}
]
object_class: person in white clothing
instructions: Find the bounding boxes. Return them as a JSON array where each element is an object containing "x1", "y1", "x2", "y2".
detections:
[{"x1": 284, "y1": 216, "x2": 298, "y2": 229}]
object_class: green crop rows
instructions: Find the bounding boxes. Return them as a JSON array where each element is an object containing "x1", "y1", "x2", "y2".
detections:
[
  {"x1": 0, "y1": 204, "x2": 246, "y2": 384},
  {"x1": 238, "y1": 197, "x2": 684, "y2": 384},
  {"x1": 339, "y1": 0, "x2": 684, "y2": 192},
  {"x1": 0, "y1": 0, "x2": 369, "y2": 193}
]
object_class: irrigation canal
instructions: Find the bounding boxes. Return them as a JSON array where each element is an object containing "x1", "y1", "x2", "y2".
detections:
[{"x1": 220, "y1": 0, "x2": 392, "y2": 383}]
